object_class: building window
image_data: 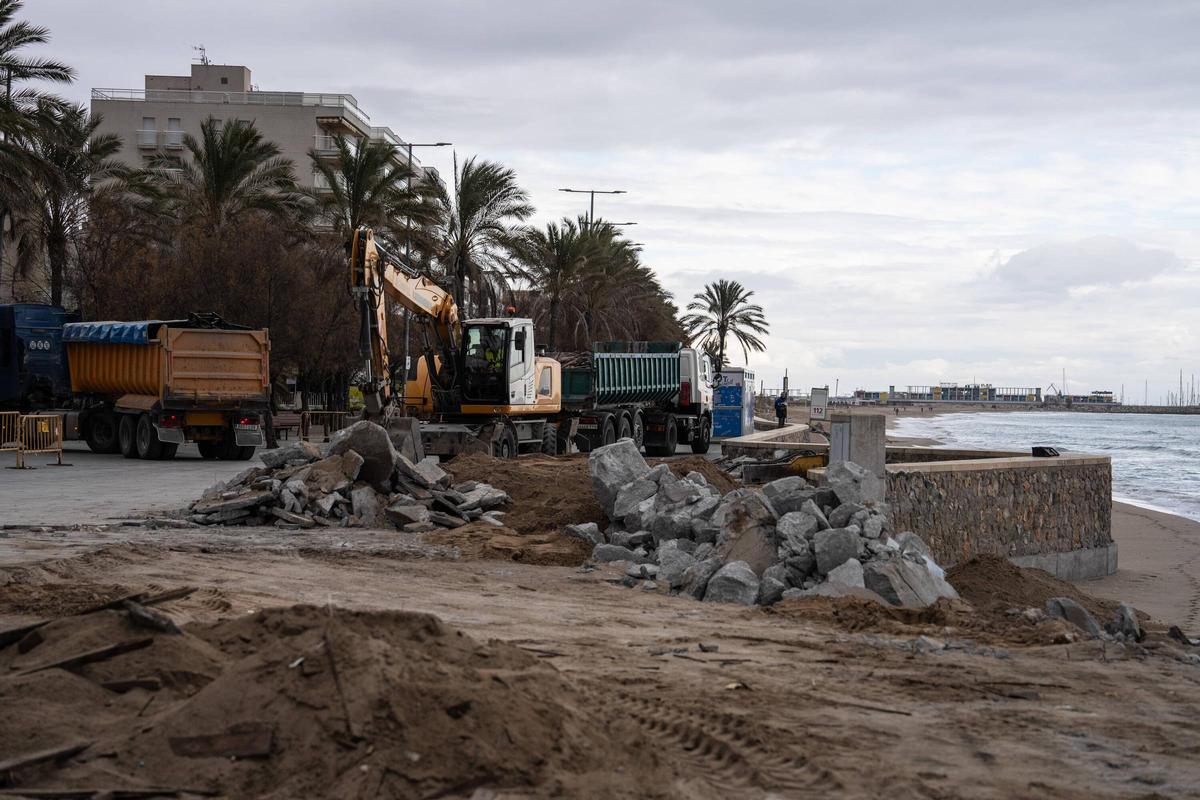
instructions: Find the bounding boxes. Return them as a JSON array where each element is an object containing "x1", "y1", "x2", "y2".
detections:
[
  {"x1": 137, "y1": 117, "x2": 157, "y2": 148},
  {"x1": 165, "y1": 118, "x2": 183, "y2": 148},
  {"x1": 220, "y1": 76, "x2": 228, "y2": 85}
]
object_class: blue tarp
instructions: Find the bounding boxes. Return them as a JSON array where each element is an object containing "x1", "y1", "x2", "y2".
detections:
[{"x1": 62, "y1": 320, "x2": 162, "y2": 345}]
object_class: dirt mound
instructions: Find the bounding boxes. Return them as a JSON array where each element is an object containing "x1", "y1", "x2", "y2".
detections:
[
  {"x1": 657, "y1": 456, "x2": 740, "y2": 494},
  {"x1": 947, "y1": 554, "x2": 1119, "y2": 620},
  {"x1": 446, "y1": 452, "x2": 606, "y2": 538},
  {"x1": 0, "y1": 581, "x2": 134, "y2": 619},
  {"x1": 423, "y1": 523, "x2": 591, "y2": 566},
  {"x1": 2, "y1": 604, "x2": 666, "y2": 798}
]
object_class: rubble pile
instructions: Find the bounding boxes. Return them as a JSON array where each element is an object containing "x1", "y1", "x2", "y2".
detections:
[
  {"x1": 187, "y1": 421, "x2": 511, "y2": 531},
  {"x1": 579, "y1": 439, "x2": 959, "y2": 608}
]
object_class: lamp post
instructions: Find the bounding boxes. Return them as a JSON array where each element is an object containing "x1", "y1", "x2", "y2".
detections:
[
  {"x1": 559, "y1": 188, "x2": 626, "y2": 226},
  {"x1": 401, "y1": 141, "x2": 451, "y2": 406}
]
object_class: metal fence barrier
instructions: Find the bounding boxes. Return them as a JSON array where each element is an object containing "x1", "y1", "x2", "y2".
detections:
[
  {"x1": 5, "y1": 413, "x2": 66, "y2": 468},
  {"x1": 301, "y1": 411, "x2": 349, "y2": 443},
  {"x1": 0, "y1": 411, "x2": 20, "y2": 453}
]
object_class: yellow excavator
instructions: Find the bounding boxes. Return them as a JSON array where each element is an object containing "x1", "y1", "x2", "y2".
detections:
[{"x1": 348, "y1": 227, "x2": 565, "y2": 458}]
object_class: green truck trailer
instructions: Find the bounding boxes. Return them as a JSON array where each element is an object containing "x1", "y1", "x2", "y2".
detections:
[{"x1": 555, "y1": 341, "x2": 715, "y2": 456}]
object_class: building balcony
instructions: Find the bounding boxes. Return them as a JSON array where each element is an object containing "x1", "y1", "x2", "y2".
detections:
[
  {"x1": 313, "y1": 134, "x2": 360, "y2": 158},
  {"x1": 163, "y1": 130, "x2": 184, "y2": 149},
  {"x1": 136, "y1": 129, "x2": 158, "y2": 148}
]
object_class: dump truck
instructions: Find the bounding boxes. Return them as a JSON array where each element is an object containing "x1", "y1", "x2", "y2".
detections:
[
  {"x1": 62, "y1": 315, "x2": 270, "y2": 460},
  {"x1": 557, "y1": 342, "x2": 714, "y2": 456}
]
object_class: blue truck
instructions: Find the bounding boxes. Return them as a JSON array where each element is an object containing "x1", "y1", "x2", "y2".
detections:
[{"x1": 0, "y1": 304, "x2": 77, "y2": 410}]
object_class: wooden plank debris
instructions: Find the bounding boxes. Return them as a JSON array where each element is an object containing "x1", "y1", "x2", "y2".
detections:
[
  {"x1": 17, "y1": 639, "x2": 153, "y2": 677},
  {"x1": 0, "y1": 741, "x2": 92, "y2": 776},
  {"x1": 168, "y1": 726, "x2": 274, "y2": 759}
]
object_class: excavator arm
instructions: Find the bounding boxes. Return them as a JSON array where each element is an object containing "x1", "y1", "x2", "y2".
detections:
[{"x1": 348, "y1": 227, "x2": 460, "y2": 413}]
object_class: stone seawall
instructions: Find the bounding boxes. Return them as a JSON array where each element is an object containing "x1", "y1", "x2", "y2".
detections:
[{"x1": 888, "y1": 456, "x2": 1113, "y2": 575}]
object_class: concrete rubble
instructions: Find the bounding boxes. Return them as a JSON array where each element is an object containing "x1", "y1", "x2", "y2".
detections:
[
  {"x1": 580, "y1": 439, "x2": 958, "y2": 608},
  {"x1": 187, "y1": 421, "x2": 510, "y2": 531}
]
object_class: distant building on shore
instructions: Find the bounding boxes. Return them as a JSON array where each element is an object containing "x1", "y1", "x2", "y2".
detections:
[
  {"x1": 90, "y1": 63, "x2": 438, "y2": 192},
  {"x1": 852, "y1": 382, "x2": 1121, "y2": 407}
]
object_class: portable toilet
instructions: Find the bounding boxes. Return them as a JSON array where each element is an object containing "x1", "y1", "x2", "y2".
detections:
[{"x1": 713, "y1": 367, "x2": 755, "y2": 438}]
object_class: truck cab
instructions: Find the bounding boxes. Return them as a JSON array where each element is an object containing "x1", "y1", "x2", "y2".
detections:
[{"x1": 678, "y1": 348, "x2": 715, "y2": 416}]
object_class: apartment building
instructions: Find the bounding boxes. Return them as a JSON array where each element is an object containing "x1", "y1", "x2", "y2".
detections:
[{"x1": 90, "y1": 63, "x2": 438, "y2": 190}]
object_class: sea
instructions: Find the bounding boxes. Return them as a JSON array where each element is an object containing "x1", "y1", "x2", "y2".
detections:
[{"x1": 891, "y1": 411, "x2": 1200, "y2": 522}]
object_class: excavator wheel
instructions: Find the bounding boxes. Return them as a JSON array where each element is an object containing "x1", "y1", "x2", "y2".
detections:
[
  {"x1": 541, "y1": 423, "x2": 558, "y2": 455},
  {"x1": 494, "y1": 426, "x2": 517, "y2": 459}
]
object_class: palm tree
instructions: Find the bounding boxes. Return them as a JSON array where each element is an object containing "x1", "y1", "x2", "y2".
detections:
[
  {"x1": 510, "y1": 216, "x2": 593, "y2": 349},
  {"x1": 0, "y1": 0, "x2": 73, "y2": 294},
  {"x1": 680, "y1": 279, "x2": 769, "y2": 370},
  {"x1": 307, "y1": 133, "x2": 436, "y2": 244},
  {"x1": 572, "y1": 220, "x2": 642, "y2": 344},
  {"x1": 426, "y1": 154, "x2": 532, "y2": 315},
  {"x1": 148, "y1": 117, "x2": 302, "y2": 230},
  {"x1": 13, "y1": 102, "x2": 121, "y2": 304}
]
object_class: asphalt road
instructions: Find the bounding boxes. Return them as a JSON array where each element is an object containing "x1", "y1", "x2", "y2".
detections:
[{"x1": 0, "y1": 438, "x2": 722, "y2": 527}]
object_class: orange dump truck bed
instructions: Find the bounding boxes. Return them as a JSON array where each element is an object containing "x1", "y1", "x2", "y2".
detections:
[{"x1": 63, "y1": 320, "x2": 270, "y2": 405}]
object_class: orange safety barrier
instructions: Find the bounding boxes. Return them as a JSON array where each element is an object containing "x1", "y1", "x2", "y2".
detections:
[
  {"x1": 13, "y1": 414, "x2": 65, "y2": 469},
  {"x1": 0, "y1": 411, "x2": 19, "y2": 452},
  {"x1": 301, "y1": 410, "x2": 349, "y2": 443}
]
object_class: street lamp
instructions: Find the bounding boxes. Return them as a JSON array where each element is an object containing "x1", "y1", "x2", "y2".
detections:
[
  {"x1": 402, "y1": 141, "x2": 452, "y2": 401},
  {"x1": 559, "y1": 187, "x2": 626, "y2": 225}
]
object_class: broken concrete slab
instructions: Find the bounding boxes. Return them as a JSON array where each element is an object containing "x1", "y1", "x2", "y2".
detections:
[
  {"x1": 385, "y1": 503, "x2": 431, "y2": 527},
  {"x1": 350, "y1": 486, "x2": 386, "y2": 527},
  {"x1": 260, "y1": 440, "x2": 322, "y2": 470},
  {"x1": 825, "y1": 557, "x2": 865, "y2": 589},
  {"x1": 1107, "y1": 602, "x2": 1143, "y2": 642},
  {"x1": 762, "y1": 475, "x2": 813, "y2": 516},
  {"x1": 387, "y1": 415, "x2": 425, "y2": 464},
  {"x1": 825, "y1": 461, "x2": 884, "y2": 506},
  {"x1": 565, "y1": 522, "x2": 603, "y2": 547},
  {"x1": 1046, "y1": 596, "x2": 1103, "y2": 638},
  {"x1": 613, "y1": 478, "x2": 658, "y2": 521},
  {"x1": 656, "y1": 542, "x2": 698, "y2": 588},
  {"x1": 681, "y1": 557, "x2": 723, "y2": 600},
  {"x1": 703, "y1": 561, "x2": 760, "y2": 606},
  {"x1": 813, "y1": 527, "x2": 862, "y2": 576},
  {"x1": 268, "y1": 507, "x2": 316, "y2": 528},
  {"x1": 588, "y1": 439, "x2": 651, "y2": 518},
  {"x1": 329, "y1": 421, "x2": 399, "y2": 488},
  {"x1": 712, "y1": 491, "x2": 778, "y2": 576},
  {"x1": 864, "y1": 558, "x2": 959, "y2": 608},
  {"x1": 191, "y1": 489, "x2": 274, "y2": 516},
  {"x1": 592, "y1": 543, "x2": 644, "y2": 564},
  {"x1": 828, "y1": 502, "x2": 865, "y2": 530},
  {"x1": 801, "y1": 499, "x2": 830, "y2": 531}
]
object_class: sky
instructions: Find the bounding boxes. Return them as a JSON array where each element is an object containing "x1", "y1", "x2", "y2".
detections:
[{"x1": 32, "y1": 0, "x2": 1200, "y2": 402}]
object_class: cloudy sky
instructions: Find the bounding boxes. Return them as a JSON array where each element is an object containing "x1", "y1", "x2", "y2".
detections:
[{"x1": 35, "y1": 0, "x2": 1200, "y2": 401}]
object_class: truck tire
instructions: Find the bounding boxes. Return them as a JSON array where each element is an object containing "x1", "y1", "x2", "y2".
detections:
[
  {"x1": 197, "y1": 441, "x2": 221, "y2": 459},
  {"x1": 541, "y1": 423, "x2": 558, "y2": 455},
  {"x1": 84, "y1": 411, "x2": 120, "y2": 454},
  {"x1": 690, "y1": 415, "x2": 712, "y2": 454},
  {"x1": 617, "y1": 411, "x2": 633, "y2": 441},
  {"x1": 219, "y1": 437, "x2": 255, "y2": 461},
  {"x1": 119, "y1": 414, "x2": 139, "y2": 459},
  {"x1": 135, "y1": 413, "x2": 165, "y2": 460},
  {"x1": 631, "y1": 411, "x2": 645, "y2": 449},
  {"x1": 662, "y1": 416, "x2": 679, "y2": 455},
  {"x1": 600, "y1": 415, "x2": 617, "y2": 447}
]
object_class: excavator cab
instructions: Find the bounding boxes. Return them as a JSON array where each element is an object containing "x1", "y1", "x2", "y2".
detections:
[{"x1": 460, "y1": 319, "x2": 538, "y2": 406}]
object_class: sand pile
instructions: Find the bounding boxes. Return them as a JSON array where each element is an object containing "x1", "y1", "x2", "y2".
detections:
[
  {"x1": 946, "y1": 554, "x2": 1121, "y2": 621},
  {"x1": 0, "y1": 604, "x2": 666, "y2": 798}
]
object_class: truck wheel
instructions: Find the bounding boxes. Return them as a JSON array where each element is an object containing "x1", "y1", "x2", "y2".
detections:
[
  {"x1": 197, "y1": 441, "x2": 221, "y2": 459},
  {"x1": 540, "y1": 423, "x2": 558, "y2": 455},
  {"x1": 495, "y1": 427, "x2": 517, "y2": 459},
  {"x1": 219, "y1": 437, "x2": 255, "y2": 461},
  {"x1": 119, "y1": 414, "x2": 139, "y2": 459},
  {"x1": 662, "y1": 416, "x2": 679, "y2": 455},
  {"x1": 136, "y1": 414, "x2": 165, "y2": 460},
  {"x1": 84, "y1": 411, "x2": 120, "y2": 454},
  {"x1": 631, "y1": 411, "x2": 645, "y2": 449},
  {"x1": 690, "y1": 415, "x2": 712, "y2": 454},
  {"x1": 600, "y1": 415, "x2": 617, "y2": 447},
  {"x1": 617, "y1": 411, "x2": 633, "y2": 441}
]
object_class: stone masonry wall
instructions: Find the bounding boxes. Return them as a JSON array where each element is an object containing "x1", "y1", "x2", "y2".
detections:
[{"x1": 888, "y1": 460, "x2": 1112, "y2": 567}]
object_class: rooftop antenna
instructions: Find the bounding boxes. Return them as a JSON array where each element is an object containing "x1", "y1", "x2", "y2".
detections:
[{"x1": 192, "y1": 45, "x2": 211, "y2": 66}]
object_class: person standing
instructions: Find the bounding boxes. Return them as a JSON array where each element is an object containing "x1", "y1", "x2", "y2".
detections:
[{"x1": 774, "y1": 391, "x2": 789, "y2": 428}]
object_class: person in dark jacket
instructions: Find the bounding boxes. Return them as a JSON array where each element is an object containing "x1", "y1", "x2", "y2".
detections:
[{"x1": 774, "y1": 391, "x2": 788, "y2": 428}]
